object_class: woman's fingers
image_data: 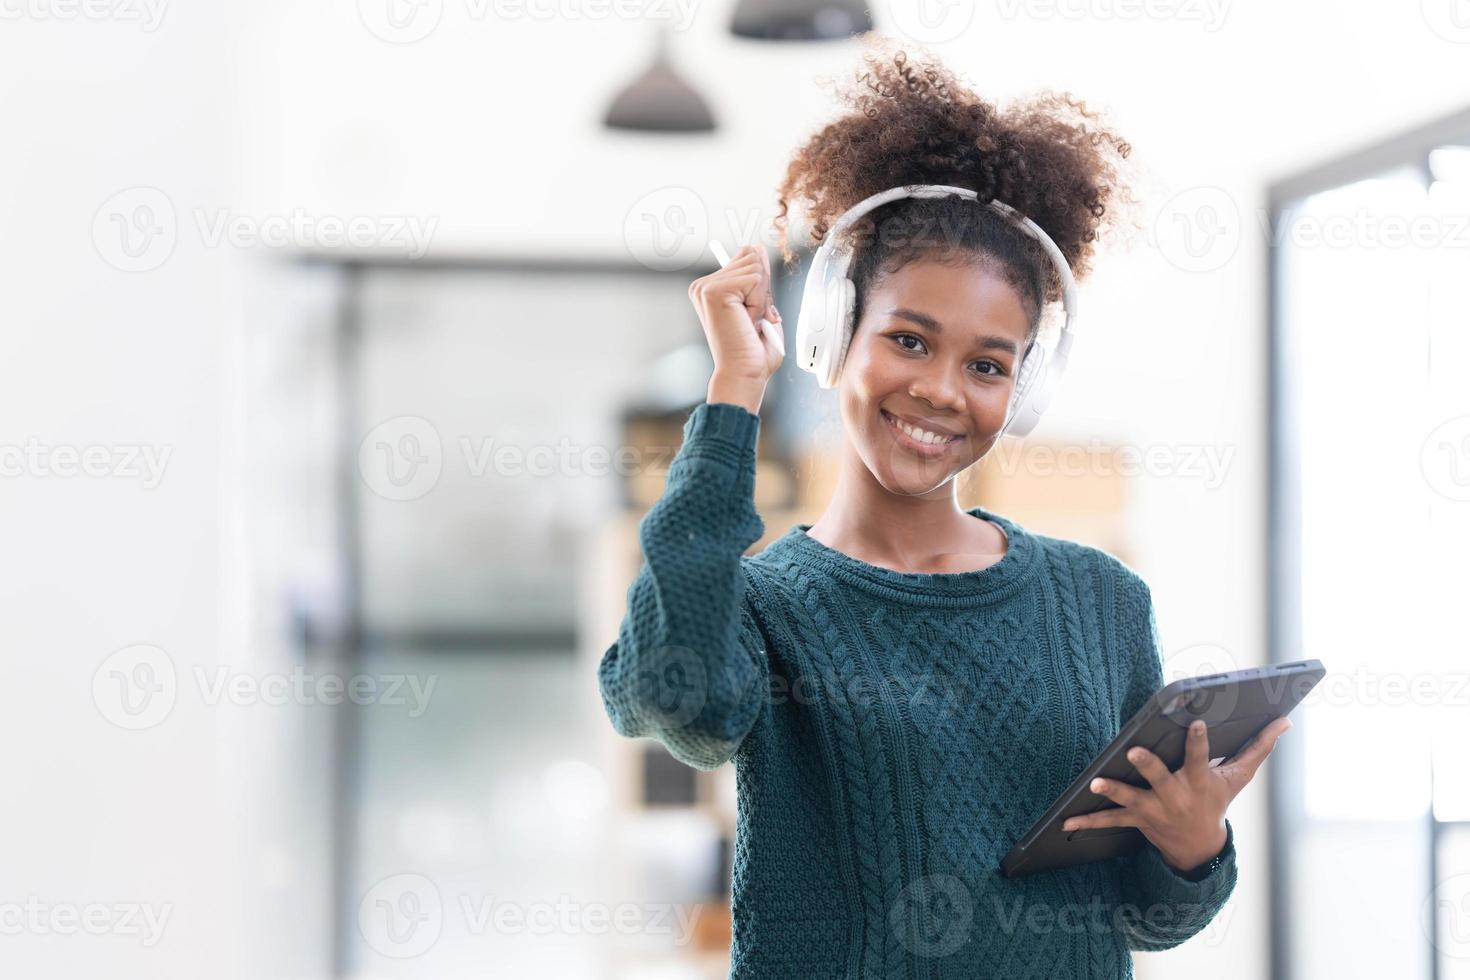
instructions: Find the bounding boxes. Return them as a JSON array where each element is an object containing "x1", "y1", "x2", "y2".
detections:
[
  {"x1": 737, "y1": 245, "x2": 782, "y2": 371},
  {"x1": 1222, "y1": 717, "x2": 1292, "y2": 787},
  {"x1": 1088, "y1": 775, "x2": 1148, "y2": 811},
  {"x1": 1065, "y1": 719, "x2": 1296, "y2": 838},
  {"x1": 720, "y1": 245, "x2": 775, "y2": 314},
  {"x1": 761, "y1": 315, "x2": 785, "y2": 362},
  {"x1": 1063, "y1": 804, "x2": 1142, "y2": 833},
  {"x1": 1183, "y1": 719, "x2": 1211, "y2": 772},
  {"x1": 1125, "y1": 744, "x2": 1174, "y2": 792},
  {"x1": 736, "y1": 245, "x2": 769, "y2": 328},
  {"x1": 758, "y1": 244, "x2": 774, "y2": 315},
  {"x1": 688, "y1": 243, "x2": 782, "y2": 383}
]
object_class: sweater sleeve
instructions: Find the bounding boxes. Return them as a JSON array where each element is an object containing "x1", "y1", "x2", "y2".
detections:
[
  {"x1": 1110, "y1": 569, "x2": 1239, "y2": 951},
  {"x1": 596, "y1": 401, "x2": 771, "y2": 772}
]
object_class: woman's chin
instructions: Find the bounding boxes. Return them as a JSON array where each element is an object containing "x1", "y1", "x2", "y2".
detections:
[{"x1": 873, "y1": 461, "x2": 953, "y2": 496}]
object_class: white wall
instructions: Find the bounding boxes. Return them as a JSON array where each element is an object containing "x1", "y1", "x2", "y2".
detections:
[{"x1": 0, "y1": 5, "x2": 251, "y2": 978}]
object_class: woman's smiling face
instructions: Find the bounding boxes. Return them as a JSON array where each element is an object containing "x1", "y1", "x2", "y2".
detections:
[{"x1": 838, "y1": 255, "x2": 1035, "y2": 497}]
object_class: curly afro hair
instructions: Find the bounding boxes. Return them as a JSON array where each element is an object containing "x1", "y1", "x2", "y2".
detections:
[{"x1": 773, "y1": 35, "x2": 1137, "y2": 354}]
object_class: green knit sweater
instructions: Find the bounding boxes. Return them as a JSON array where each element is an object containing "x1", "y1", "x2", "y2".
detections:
[{"x1": 598, "y1": 401, "x2": 1237, "y2": 979}]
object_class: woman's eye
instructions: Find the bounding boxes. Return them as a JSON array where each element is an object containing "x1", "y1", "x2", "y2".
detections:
[{"x1": 893, "y1": 334, "x2": 1005, "y2": 377}]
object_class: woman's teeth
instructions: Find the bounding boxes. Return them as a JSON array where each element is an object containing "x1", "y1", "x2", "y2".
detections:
[{"x1": 884, "y1": 411, "x2": 959, "y2": 445}]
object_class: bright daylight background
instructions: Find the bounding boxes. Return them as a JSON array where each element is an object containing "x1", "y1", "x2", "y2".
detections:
[{"x1": 2, "y1": 0, "x2": 1468, "y2": 978}]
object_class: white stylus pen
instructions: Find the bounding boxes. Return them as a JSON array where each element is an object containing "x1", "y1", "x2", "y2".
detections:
[{"x1": 708, "y1": 240, "x2": 785, "y2": 358}]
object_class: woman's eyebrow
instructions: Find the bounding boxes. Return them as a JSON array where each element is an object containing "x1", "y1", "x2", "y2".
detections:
[{"x1": 888, "y1": 307, "x2": 1020, "y2": 355}]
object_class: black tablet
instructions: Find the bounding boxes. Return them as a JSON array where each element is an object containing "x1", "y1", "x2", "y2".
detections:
[{"x1": 999, "y1": 659, "x2": 1325, "y2": 878}]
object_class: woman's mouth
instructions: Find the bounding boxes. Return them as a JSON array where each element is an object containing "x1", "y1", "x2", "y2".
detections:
[{"x1": 881, "y1": 409, "x2": 963, "y2": 458}]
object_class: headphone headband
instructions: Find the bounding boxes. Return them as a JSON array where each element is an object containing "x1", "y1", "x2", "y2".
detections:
[{"x1": 793, "y1": 183, "x2": 1078, "y2": 438}]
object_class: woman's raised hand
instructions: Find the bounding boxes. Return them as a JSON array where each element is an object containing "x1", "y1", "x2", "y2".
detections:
[{"x1": 688, "y1": 244, "x2": 784, "y2": 410}]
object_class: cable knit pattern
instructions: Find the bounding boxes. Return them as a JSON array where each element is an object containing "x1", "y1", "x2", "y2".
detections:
[{"x1": 598, "y1": 402, "x2": 1239, "y2": 979}]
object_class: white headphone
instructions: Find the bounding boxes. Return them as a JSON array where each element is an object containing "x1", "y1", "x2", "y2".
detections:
[{"x1": 793, "y1": 183, "x2": 1078, "y2": 439}]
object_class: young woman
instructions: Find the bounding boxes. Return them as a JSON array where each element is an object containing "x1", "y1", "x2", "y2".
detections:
[{"x1": 599, "y1": 39, "x2": 1290, "y2": 979}]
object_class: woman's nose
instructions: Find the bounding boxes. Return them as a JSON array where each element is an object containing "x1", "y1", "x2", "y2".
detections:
[{"x1": 907, "y1": 364, "x2": 965, "y2": 412}]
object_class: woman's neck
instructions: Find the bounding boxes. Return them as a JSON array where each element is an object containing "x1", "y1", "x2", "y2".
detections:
[{"x1": 804, "y1": 447, "x2": 1005, "y2": 575}]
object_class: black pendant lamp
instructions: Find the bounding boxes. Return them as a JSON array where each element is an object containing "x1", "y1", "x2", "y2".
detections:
[
  {"x1": 603, "y1": 28, "x2": 716, "y2": 133},
  {"x1": 730, "y1": 0, "x2": 872, "y2": 40}
]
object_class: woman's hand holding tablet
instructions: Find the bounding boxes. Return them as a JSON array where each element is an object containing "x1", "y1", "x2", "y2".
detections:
[
  {"x1": 1062, "y1": 714, "x2": 1292, "y2": 874},
  {"x1": 1000, "y1": 659, "x2": 1323, "y2": 878}
]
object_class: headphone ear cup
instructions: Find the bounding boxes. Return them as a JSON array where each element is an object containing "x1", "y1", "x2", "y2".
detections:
[
  {"x1": 823, "y1": 276, "x2": 857, "y2": 388},
  {"x1": 1001, "y1": 342, "x2": 1050, "y2": 437},
  {"x1": 795, "y1": 250, "x2": 833, "y2": 380}
]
